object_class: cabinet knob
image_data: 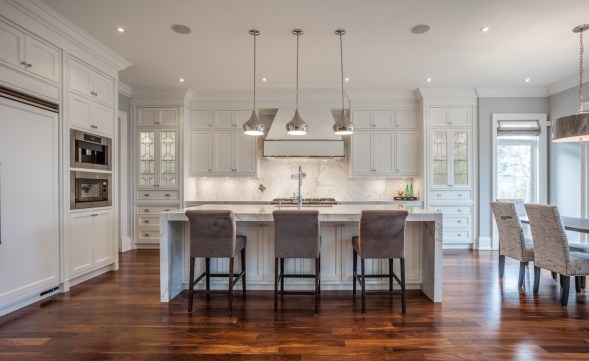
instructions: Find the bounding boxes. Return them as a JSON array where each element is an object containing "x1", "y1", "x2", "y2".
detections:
[
  {"x1": 91, "y1": 125, "x2": 98, "y2": 129},
  {"x1": 448, "y1": 184, "x2": 453, "y2": 187},
  {"x1": 145, "y1": 233, "x2": 150, "y2": 237},
  {"x1": 144, "y1": 220, "x2": 150, "y2": 224},
  {"x1": 457, "y1": 209, "x2": 463, "y2": 212},
  {"x1": 165, "y1": 209, "x2": 170, "y2": 211},
  {"x1": 458, "y1": 193, "x2": 462, "y2": 197},
  {"x1": 26, "y1": 63, "x2": 32, "y2": 68},
  {"x1": 144, "y1": 209, "x2": 150, "y2": 212},
  {"x1": 436, "y1": 193, "x2": 442, "y2": 197},
  {"x1": 144, "y1": 194, "x2": 150, "y2": 197},
  {"x1": 20, "y1": 61, "x2": 27, "y2": 66},
  {"x1": 91, "y1": 213, "x2": 98, "y2": 217},
  {"x1": 396, "y1": 169, "x2": 399, "y2": 172},
  {"x1": 457, "y1": 220, "x2": 463, "y2": 223},
  {"x1": 436, "y1": 209, "x2": 441, "y2": 212},
  {"x1": 457, "y1": 233, "x2": 463, "y2": 237},
  {"x1": 165, "y1": 194, "x2": 171, "y2": 197}
]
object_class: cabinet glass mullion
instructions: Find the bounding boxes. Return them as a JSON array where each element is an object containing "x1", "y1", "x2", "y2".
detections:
[
  {"x1": 138, "y1": 130, "x2": 155, "y2": 186},
  {"x1": 452, "y1": 130, "x2": 468, "y2": 186},
  {"x1": 159, "y1": 130, "x2": 176, "y2": 186},
  {"x1": 431, "y1": 131, "x2": 448, "y2": 186}
]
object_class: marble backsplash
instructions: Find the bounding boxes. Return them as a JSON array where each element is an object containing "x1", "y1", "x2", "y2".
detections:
[{"x1": 191, "y1": 157, "x2": 417, "y2": 202}]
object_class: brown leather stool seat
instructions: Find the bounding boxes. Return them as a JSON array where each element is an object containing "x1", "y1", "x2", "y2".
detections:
[
  {"x1": 352, "y1": 210, "x2": 408, "y2": 314},
  {"x1": 185, "y1": 210, "x2": 246, "y2": 315},
  {"x1": 272, "y1": 210, "x2": 321, "y2": 314}
]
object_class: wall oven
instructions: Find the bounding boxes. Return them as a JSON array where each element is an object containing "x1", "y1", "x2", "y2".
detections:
[
  {"x1": 70, "y1": 129, "x2": 112, "y2": 171},
  {"x1": 70, "y1": 171, "x2": 112, "y2": 209}
]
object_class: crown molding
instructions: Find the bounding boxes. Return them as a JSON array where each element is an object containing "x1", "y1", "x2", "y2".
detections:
[
  {"x1": 475, "y1": 87, "x2": 548, "y2": 98},
  {"x1": 1, "y1": 0, "x2": 131, "y2": 74},
  {"x1": 414, "y1": 88, "x2": 478, "y2": 100},
  {"x1": 118, "y1": 81, "x2": 132, "y2": 98},
  {"x1": 547, "y1": 71, "x2": 589, "y2": 96},
  {"x1": 130, "y1": 88, "x2": 193, "y2": 106}
]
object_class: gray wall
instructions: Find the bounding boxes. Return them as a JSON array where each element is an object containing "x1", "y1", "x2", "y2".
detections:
[
  {"x1": 478, "y1": 97, "x2": 548, "y2": 238},
  {"x1": 118, "y1": 93, "x2": 130, "y2": 114}
]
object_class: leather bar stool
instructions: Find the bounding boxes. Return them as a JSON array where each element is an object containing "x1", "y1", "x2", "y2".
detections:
[
  {"x1": 272, "y1": 210, "x2": 321, "y2": 315},
  {"x1": 352, "y1": 210, "x2": 408, "y2": 314},
  {"x1": 184, "y1": 210, "x2": 246, "y2": 315}
]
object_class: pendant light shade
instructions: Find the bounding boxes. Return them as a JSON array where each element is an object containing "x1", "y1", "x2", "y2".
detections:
[
  {"x1": 243, "y1": 29, "x2": 265, "y2": 136},
  {"x1": 553, "y1": 24, "x2": 589, "y2": 143},
  {"x1": 286, "y1": 29, "x2": 308, "y2": 135},
  {"x1": 333, "y1": 29, "x2": 354, "y2": 135}
]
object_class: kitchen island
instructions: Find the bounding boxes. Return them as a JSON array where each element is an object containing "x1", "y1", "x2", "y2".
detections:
[{"x1": 160, "y1": 204, "x2": 443, "y2": 303}]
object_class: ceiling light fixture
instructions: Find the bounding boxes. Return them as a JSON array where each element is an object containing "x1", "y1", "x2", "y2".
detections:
[
  {"x1": 426, "y1": 78, "x2": 432, "y2": 82},
  {"x1": 344, "y1": 77, "x2": 350, "y2": 82},
  {"x1": 524, "y1": 78, "x2": 531, "y2": 83},
  {"x1": 480, "y1": 26, "x2": 490, "y2": 32},
  {"x1": 286, "y1": 29, "x2": 308, "y2": 135},
  {"x1": 178, "y1": 77, "x2": 185, "y2": 83},
  {"x1": 116, "y1": 27, "x2": 125, "y2": 33},
  {"x1": 333, "y1": 29, "x2": 354, "y2": 135},
  {"x1": 242, "y1": 29, "x2": 265, "y2": 136},
  {"x1": 261, "y1": 77, "x2": 267, "y2": 82},
  {"x1": 171, "y1": 24, "x2": 191, "y2": 35},
  {"x1": 411, "y1": 24, "x2": 430, "y2": 35},
  {"x1": 553, "y1": 24, "x2": 589, "y2": 143}
]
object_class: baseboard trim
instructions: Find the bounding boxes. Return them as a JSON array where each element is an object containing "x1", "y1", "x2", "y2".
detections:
[{"x1": 477, "y1": 236, "x2": 493, "y2": 251}]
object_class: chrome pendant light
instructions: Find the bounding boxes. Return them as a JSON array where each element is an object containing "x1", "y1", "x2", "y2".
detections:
[
  {"x1": 286, "y1": 29, "x2": 308, "y2": 135},
  {"x1": 553, "y1": 24, "x2": 589, "y2": 143},
  {"x1": 333, "y1": 29, "x2": 354, "y2": 135},
  {"x1": 243, "y1": 29, "x2": 265, "y2": 136}
]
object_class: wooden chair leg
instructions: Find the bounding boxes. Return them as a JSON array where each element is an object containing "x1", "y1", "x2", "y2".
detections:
[
  {"x1": 188, "y1": 257, "x2": 195, "y2": 314},
  {"x1": 518, "y1": 262, "x2": 526, "y2": 289},
  {"x1": 228, "y1": 257, "x2": 234, "y2": 316},
  {"x1": 533, "y1": 266, "x2": 541, "y2": 294},
  {"x1": 389, "y1": 259, "x2": 394, "y2": 292},
  {"x1": 499, "y1": 254, "x2": 505, "y2": 279},
  {"x1": 274, "y1": 258, "x2": 279, "y2": 314},
  {"x1": 241, "y1": 248, "x2": 247, "y2": 297},
  {"x1": 561, "y1": 276, "x2": 570, "y2": 306},
  {"x1": 352, "y1": 249, "x2": 358, "y2": 296},
  {"x1": 361, "y1": 258, "x2": 366, "y2": 314},
  {"x1": 315, "y1": 257, "x2": 320, "y2": 315},
  {"x1": 401, "y1": 258, "x2": 406, "y2": 315}
]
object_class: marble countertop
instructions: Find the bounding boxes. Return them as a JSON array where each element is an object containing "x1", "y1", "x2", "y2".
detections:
[
  {"x1": 162, "y1": 204, "x2": 441, "y2": 223},
  {"x1": 184, "y1": 200, "x2": 423, "y2": 207}
]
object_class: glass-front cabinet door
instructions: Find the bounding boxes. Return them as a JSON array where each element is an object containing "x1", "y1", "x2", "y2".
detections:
[
  {"x1": 137, "y1": 129, "x2": 177, "y2": 188},
  {"x1": 429, "y1": 129, "x2": 471, "y2": 188}
]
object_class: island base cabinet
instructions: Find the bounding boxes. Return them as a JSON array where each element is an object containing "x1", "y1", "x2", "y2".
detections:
[
  {"x1": 70, "y1": 209, "x2": 114, "y2": 279},
  {"x1": 192, "y1": 222, "x2": 421, "y2": 290}
]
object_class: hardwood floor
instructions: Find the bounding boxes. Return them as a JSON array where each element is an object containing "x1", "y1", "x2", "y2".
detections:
[{"x1": 1, "y1": 250, "x2": 589, "y2": 360}]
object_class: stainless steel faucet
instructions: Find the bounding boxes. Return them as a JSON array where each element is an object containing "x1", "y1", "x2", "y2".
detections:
[{"x1": 290, "y1": 165, "x2": 306, "y2": 209}]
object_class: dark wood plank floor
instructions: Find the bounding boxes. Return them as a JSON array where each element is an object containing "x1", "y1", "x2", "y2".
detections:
[{"x1": 1, "y1": 250, "x2": 589, "y2": 360}]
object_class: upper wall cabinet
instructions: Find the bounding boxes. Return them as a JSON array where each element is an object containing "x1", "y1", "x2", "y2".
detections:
[
  {"x1": 352, "y1": 110, "x2": 417, "y2": 130},
  {"x1": 136, "y1": 107, "x2": 179, "y2": 127},
  {"x1": 69, "y1": 58, "x2": 113, "y2": 107},
  {"x1": 0, "y1": 20, "x2": 61, "y2": 85},
  {"x1": 213, "y1": 110, "x2": 252, "y2": 129},
  {"x1": 428, "y1": 107, "x2": 471, "y2": 127}
]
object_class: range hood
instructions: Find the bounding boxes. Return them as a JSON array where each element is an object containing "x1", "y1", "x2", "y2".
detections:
[{"x1": 263, "y1": 108, "x2": 345, "y2": 157}]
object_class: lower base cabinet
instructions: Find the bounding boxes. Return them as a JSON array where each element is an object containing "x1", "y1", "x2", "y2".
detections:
[{"x1": 70, "y1": 209, "x2": 114, "y2": 278}]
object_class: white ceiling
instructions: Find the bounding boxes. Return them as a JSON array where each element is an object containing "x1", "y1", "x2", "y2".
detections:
[{"x1": 40, "y1": 0, "x2": 589, "y2": 94}]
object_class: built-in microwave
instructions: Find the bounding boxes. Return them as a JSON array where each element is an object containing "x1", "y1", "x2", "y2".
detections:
[
  {"x1": 70, "y1": 130, "x2": 112, "y2": 171},
  {"x1": 70, "y1": 171, "x2": 112, "y2": 209}
]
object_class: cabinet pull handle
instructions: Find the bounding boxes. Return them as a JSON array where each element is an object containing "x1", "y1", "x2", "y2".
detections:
[
  {"x1": 165, "y1": 209, "x2": 170, "y2": 211},
  {"x1": 165, "y1": 194, "x2": 171, "y2": 197},
  {"x1": 91, "y1": 213, "x2": 98, "y2": 217},
  {"x1": 457, "y1": 233, "x2": 463, "y2": 237},
  {"x1": 144, "y1": 194, "x2": 150, "y2": 197},
  {"x1": 20, "y1": 61, "x2": 27, "y2": 66},
  {"x1": 436, "y1": 209, "x2": 441, "y2": 212},
  {"x1": 396, "y1": 169, "x2": 399, "y2": 172},
  {"x1": 26, "y1": 63, "x2": 32, "y2": 68},
  {"x1": 448, "y1": 184, "x2": 453, "y2": 187},
  {"x1": 91, "y1": 125, "x2": 98, "y2": 129},
  {"x1": 436, "y1": 193, "x2": 441, "y2": 197},
  {"x1": 457, "y1": 209, "x2": 463, "y2": 213},
  {"x1": 144, "y1": 209, "x2": 150, "y2": 212},
  {"x1": 144, "y1": 220, "x2": 150, "y2": 224},
  {"x1": 145, "y1": 233, "x2": 150, "y2": 237},
  {"x1": 458, "y1": 193, "x2": 462, "y2": 197},
  {"x1": 457, "y1": 220, "x2": 463, "y2": 223}
]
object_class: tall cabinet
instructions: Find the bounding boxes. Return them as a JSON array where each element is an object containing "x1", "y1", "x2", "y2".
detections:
[
  {"x1": 133, "y1": 105, "x2": 183, "y2": 247},
  {"x1": 417, "y1": 90, "x2": 478, "y2": 248}
]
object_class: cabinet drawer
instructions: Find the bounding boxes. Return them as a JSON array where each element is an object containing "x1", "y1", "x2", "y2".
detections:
[
  {"x1": 137, "y1": 228, "x2": 160, "y2": 243},
  {"x1": 429, "y1": 190, "x2": 471, "y2": 201},
  {"x1": 137, "y1": 215, "x2": 160, "y2": 227},
  {"x1": 136, "y1": 205, "x2": 179, "y2": 214},
  {"x1": 431, "y1": 205, "x2": 472, "y2": 215},
  {"x1": 444, "y1": 215, "x2": 471, "y2": 227},
  {"x1": 136, "y1": 190, "x2": 179, "y2": 200},
  {"x1": 443, "y1": 229, "x2": 471, "y2": 243}
]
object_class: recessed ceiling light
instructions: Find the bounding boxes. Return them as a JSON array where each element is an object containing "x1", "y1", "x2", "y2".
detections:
[
  {"x1": 261, "y1": 77, "x2": 267, "y2": 82},
  {"x1": 344, "y1": 77, "x2": 350, "y2": 82},
  {"x1": 525, "y1": 78, "x2": 531, "y2": 83},
  {"x1": 480, "y1": 26, "x2": 490, "y2": 32},
  {"x1": 171, "y1": 24, "x2": 192, "y2": 34},
  {"x1": 178, "y1": 78, "x2": 185, "y2": 83},
  {"x1": 116, "y1": 27, "x2": 125, "y2": 33},
  {"x1": 411, "y1": 24, "x2": 430, "y2": 35},
  {"x1": 426, "y1": 78, "x2": 432, "y2": 82}
]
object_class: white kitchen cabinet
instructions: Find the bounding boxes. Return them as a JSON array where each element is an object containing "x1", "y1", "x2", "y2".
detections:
[
  {"x1": 189, "y1": 110, "x2": 258, "y2": 176},
  {"x1": 70, "y1": 209, "x2": 114, "y2": 277},
  {"x1": 428, "y1": 128, "x2": 471, "y2": 188},
  {"x1": 0, "y1": 97, "x2": 60, "y2": 314},
  {"x1": 69, "y1": 57, "x2": 113, "y2": 107},
  {"x1": 69, "y1": 92, "x2": 113, "y2": 136},
  {"x1": 136, "y1": 107, "x2": 179, "y2": 127},
  {"x1": 137, "y1": 129, "x2": 178, "y2": 188},
  {"x1": 395, "y1": 130, "x2": 419, "y2": 174},
  {"x1": 0, "y1": 20, "x2": 61, "y2": 84},
  {"x1": 428, "y1": 107, "x2": 471, "y2": 127}
]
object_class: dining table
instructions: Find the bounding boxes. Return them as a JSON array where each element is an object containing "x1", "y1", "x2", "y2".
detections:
[{"x1": 521, "y1": 216, "x2": 589, "y2": 234}]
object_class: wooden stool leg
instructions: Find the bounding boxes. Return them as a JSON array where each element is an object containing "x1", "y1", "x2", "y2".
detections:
[
  {"x1": 228, "y1": 257, "x2": 234, "y2": 316},
  {"x1": 318, "y1": 255, "x2": 321, "y2": 295},
  {"x1": 361, "y1": 258, "x2": 366, "y2": 314},
  {"x1": 315, "y1": 257, "x2": 320, "y2": 315},
  {"x1": 205, "y1": 258, "x2": 211, "y2": 300},
  {"x1": 241, "y1": 248, "x2": 247, "y2": 297},
  {"x1": 518, "y1": 262, "x2": 526, "y2": 289},
  {"x1": 401, "y1": 258, "x2": 406, "y2": 315},
  {"x1": 561, "y1": 276, "x2": 570, "y2": 306},
  {"x1": 274, "y1": 258, "x2": 279, "y2": 314},
  {"x1": 533, "y1": 266, "x2": 541, "y2": 294},
  {"x1": 352, "y1": 249, "x2": 358, "y2": 296},
  {"x1": 188, "y1": 257, "x2": 195, "y2": 314},
  {"x1": 280, "y1": 258, "x2": 285, "y2": 292}
]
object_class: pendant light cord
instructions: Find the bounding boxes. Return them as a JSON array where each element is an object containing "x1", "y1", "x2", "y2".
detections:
[
  {"x1": 339, "y1": 32, "x2": 344, "y2": 111},
  {"x1": 253, "y1": 32, "x2": 257, "y2": 110},
  {"x1": 579, "y1": 29, "x2": 584, "y2": 113},
  {"x1": 296, "y1": 32, "x2": 300, "y2": 110}
]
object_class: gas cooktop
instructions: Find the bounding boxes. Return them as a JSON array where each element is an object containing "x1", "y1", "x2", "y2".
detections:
[{"x1": 271, "y1": 197, "x2": 337, "y2": 205}]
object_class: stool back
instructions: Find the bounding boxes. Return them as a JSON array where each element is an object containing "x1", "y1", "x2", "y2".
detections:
[
  {"x1": 185, "y1": 210, "x2": 237, "y2": 258},
  {"x1": 358, "y1": 210, "x2": 408, "y2": 259},
  {"x1": 273, "y1": 210, "x2": 320, "y2": 259}
]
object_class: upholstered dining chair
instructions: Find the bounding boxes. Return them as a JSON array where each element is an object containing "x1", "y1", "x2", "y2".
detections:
[
  {"x1": 524, "y1": 204, "x2": 589, "y2": 306},
  {"x1": 352, "y1": 210, "x2": 408, "y2": 314},
  {"x1": 184, "y1": 210, "x2": 246, "y2": 315},
  {"x1": 272, "y1": 210, "x2": 321, "y2": 315},
  {"x1": 491, "y1": 201, "x2": 534, "y2": 289}
]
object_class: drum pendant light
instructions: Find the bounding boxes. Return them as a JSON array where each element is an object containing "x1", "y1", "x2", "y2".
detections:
[
  {"x1": 243, "y1": 29, "x2": 265, "y2": 136},
  {"x1": 286, "y1": 29, "x2": 308, "y2": 135},
  {"x1": 553, "y1": 24, "x2": 589, "y2": 143},
  {"x1": 333, "y1": 29, "x2": 354, "y2": 135}
]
